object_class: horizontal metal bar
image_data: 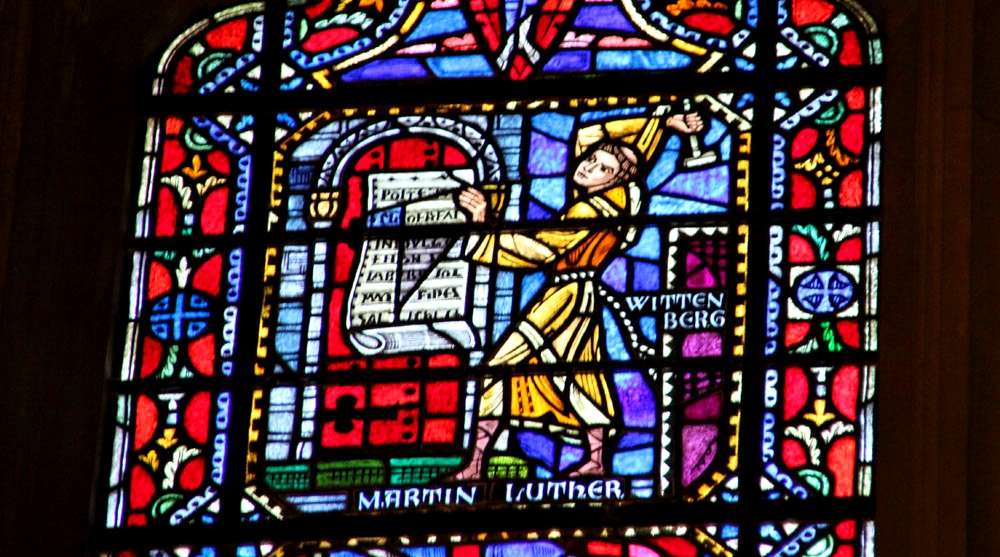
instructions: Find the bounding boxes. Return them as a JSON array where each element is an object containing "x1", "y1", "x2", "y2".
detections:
[
  {"x1": 136, "y1": 66, "x2": 886, "y2": 117},
  {"x1": 89, "y1": 497, "x2": 875, "y2": 552}
]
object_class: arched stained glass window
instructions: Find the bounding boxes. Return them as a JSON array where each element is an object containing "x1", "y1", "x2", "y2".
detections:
[{"x1": 97, "y1": 0, "x2": 883, "y2": 555}]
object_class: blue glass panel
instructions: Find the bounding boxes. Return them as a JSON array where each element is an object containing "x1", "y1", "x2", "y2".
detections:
[
  {"x1": 329, "y1": 552, "x2": 366, "y2": 557},
  {"x1": 531, "y1": 113, "x2": 575, "y2": 141},
  {"x1": 277, "y1": 306, "x2": 303, "y2": 325},
  {"x1": 275, "y1": 329, "x2": 300, "y2": 355},
  {"x1": 486, "y1": 543, "x2": 564, "y2": 557},
  {"x1": 647, "y1": 136, "x2": 683, "y2": 189},
  {"x1": 542, "y1": 51, "x2": 591, "y2": 72},
  {"x1": 633, "y1": 261, "x2": 660, "y2": 291},
  {"x1": 574, "y1": 5, "x2": 636, "y2": 32},
  {"x1": 721, "y1": 135, "x2": 732, "y2": 161},
  {"x1": 428, "y1": 55, "x2": 494, "y2": 78},
  {"x1": 602, "y1": 257, "x2": 628, "y2": 292},
  {"x1": 612, "y1": 447, "x2": 655, "y2": 475},
  {"x1": 614, "y1": 371, "x2": 657, "y2": 428},
  {"x1": 402, "y1": 548, "x2": 447, "y2": 557},
  {"x1": 406, "y1": 10, "x2": 468, "y2": 42},
  {"x1": 530, "y1": 177, "x2": 566, "y2": 210},
  {"x1": 704, "y1": 119, "x2": 728, "y2": 146},
  {"x1": 343, "y1": 59, "x2": 428, "y2": 81},
  {"x1": 527, "y1": 201, "x2": 554, "y2": 221},
  {"x1": 627, "y1": 227, "x2": 661, "y2": 259},
  {"x1": 619, "y1": 432, "x2": 655, "y2": 449},
  {"x1": 648, "y1": 196, "x2": 727, "y2": 215},
  {"x1": 596, "y1": 51, "x2": 691, "y2": 71},
  {"x1": 520, "y1": 272, "x2": 547, "y2": 310},
  {"x1": 557, "y1": 446, "x2": 584, "y2": 471},
  {"x1": 517, "y1": 432, "x2": 556, "y2": 467},
  {"x1": 527, "y1": 132, "x2": 568, "y2": 175},
  {"x1": 640, "y1": 316, "x2": 657, "y2": 342},
  {"x1": 581, "y1": 107, "x2": 649, "y2": 123},
  {"x1": 603, "y1": 308, "x2": 630, "y2": 361},
  {"x1": 660, "y1": 165, "x2": 730, "y2": 204}
]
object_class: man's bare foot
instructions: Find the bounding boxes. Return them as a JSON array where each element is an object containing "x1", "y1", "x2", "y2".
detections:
[
  {"x1": 573, "y1": 459, "x2": 604, "y2": 476},
  {"x1": 447, "y1": 460, "x2": 484, "y2": 481}
]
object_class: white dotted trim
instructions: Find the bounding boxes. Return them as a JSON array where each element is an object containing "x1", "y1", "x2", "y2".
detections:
[
  {"x1": 597, "y1": 285, "x2": 657, "y2": 357},
  {"x1": 552, "y1": 270, "x2": 596, "y2": 284}
]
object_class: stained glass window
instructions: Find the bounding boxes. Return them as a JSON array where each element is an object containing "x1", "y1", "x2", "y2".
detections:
[{"x1": 97, "y1": 0, "x2": 882, "y2": 554}]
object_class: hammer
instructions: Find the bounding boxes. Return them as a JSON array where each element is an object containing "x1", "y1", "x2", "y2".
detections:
[{"x1": 682, "y1": 98, "x2": 718, "y2": 169}]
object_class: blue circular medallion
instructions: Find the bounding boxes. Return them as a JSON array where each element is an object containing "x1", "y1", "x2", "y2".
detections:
[
  {"x1": 148, "y1": 291, "x2": 213, "y2": 342},
  {"x1": 793, "y1": 270, "x2": 855, "y2": 314}
]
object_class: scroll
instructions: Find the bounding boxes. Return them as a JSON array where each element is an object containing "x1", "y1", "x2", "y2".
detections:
[{"x1": 346, "y1": 169, "x2": 480, "y2": 355}]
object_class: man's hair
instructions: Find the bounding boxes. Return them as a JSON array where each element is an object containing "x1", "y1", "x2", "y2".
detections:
[{"x1": 593, "y1": 141, "x2": 640, "y2": 183}]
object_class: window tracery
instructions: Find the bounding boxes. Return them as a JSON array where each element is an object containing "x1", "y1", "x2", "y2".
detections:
[{"x1": 98, "y1": 1, "x2": 883, "y2": 555}]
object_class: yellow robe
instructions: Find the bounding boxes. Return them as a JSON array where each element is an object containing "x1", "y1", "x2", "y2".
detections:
[{"x1": 469, "y1": 183, "x2": 637, "y2": 427}]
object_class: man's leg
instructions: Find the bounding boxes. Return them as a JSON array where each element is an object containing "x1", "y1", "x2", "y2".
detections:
[
  {"x1": 449, "y1": 419, "x2": 500, "y2": 480},
  {"x1": 574, "y1": 426, "x2": 605, "y2": 475}
]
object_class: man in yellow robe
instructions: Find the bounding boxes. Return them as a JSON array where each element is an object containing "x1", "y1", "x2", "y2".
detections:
[{"x1": 453, "y1": 113, "x2": 703, "y2": 480}]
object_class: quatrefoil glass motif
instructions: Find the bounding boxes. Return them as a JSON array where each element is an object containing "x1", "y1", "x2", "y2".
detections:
[
  {"x1": 148, "y1": 292, "x2": 213, "y2": 342},
  {"x1": 793, "y1": 269, "x2": 855, "y2": 314}
]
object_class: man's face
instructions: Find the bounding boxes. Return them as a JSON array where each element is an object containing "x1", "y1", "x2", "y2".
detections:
[{"x1": 574, "y1": 149, "x2": 621, "y2": 191}]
